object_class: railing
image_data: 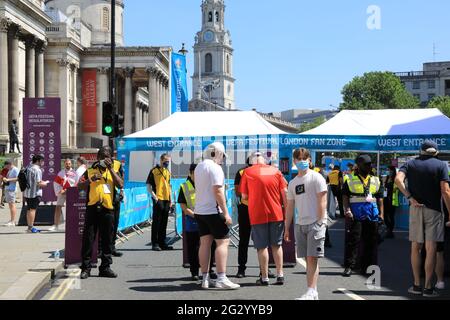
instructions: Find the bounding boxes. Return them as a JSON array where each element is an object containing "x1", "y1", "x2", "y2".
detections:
[{"x1": 395, "y1": 71, "x2": 440, "y2": 78}]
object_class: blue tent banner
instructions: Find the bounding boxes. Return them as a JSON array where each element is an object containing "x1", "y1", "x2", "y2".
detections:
[{"x1": 171, "y1": 52, "x2": 188, "y2": 113}]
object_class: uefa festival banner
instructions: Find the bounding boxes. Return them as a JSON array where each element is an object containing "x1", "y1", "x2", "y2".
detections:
[
  {"x1": 23, "y1": 98, "x2": 61, "y2": 202},
  {"x1": 171, "y1": 52, "x2": 189, "y2": 113}
]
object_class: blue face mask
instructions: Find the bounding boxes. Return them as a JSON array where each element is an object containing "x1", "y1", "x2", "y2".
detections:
[
  {"x1": 162, "y1": 161, "x2": 170, "y2": 168},
  {"x1": 296, "y1": 160, "x2": 310, "y2": 171}
]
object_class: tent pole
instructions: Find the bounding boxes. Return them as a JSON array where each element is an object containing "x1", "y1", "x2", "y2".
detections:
[{"x1": 377, "y1": 152, "x2": 381, "y2": 176}]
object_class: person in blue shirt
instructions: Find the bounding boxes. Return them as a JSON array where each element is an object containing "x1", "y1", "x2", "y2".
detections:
[
  {"x1": 2, "y1": 160, "x2": 19, "y2": 227},
  {"x1": 178, "y1": 164, "x2": 216, "y2": 281},
  {"x1": 342, "y1": 155, "x2": 384, "y2": 277}
]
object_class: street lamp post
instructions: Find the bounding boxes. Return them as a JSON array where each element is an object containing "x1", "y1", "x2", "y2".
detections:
[{"x1": 109, "y1": 0, "x2": 116, "y2": 150}]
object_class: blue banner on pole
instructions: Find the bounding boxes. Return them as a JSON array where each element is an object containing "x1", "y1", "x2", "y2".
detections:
[{"x1": 171, "y1": 52, "x2": 189, "y2": 114}]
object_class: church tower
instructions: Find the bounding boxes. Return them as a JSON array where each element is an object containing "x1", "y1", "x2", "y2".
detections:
[{"x1": 191, "y1": 0, "x2": 235, "y2": 110}]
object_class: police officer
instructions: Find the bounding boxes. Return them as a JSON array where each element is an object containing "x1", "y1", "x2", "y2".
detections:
[
  {"x1": 147, "y1": 153, "x2": 173, "y2": 251},
  {"x1": 342, "y1": 154, "x2": 384, "y2": 277},
  {"x1": 178, "y1": 164, "x2": 216, "y2": 281},
  {"x1": 79, "y1": 146, "x2": 124, "y2": 279}
]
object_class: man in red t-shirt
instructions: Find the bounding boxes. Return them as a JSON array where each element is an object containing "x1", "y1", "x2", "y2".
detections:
[{"x1": 240, "y1": 152, "x2": 288, "y2": 286}]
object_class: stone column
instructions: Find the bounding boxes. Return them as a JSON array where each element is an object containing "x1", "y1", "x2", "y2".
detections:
[
  {"x1": 97, "y1": 67, "x2": 109, "y2": 138},
  {"x1": 155, "y1": 72, "x2": 162, "y2": 123},
  {"x1": 161, "y1": 78, "x2": 166, "y2": 119},
  {"x1": 134, "y1": 101, "x2": 139, "y2": 132},
  {"x1": 8, "y1": 23, "x2": 20, "y2": 131},
  {"x1": 0, "y1": 18, "x2": 9, "y2": 145},
  {"x1": 124, "y1": 67, "x2": 134, "y2": 135},
  {"x1": 71, "y1": 64, "x2": 78, "y2": 148},
  {"x1": 57, "y1": 58, "x2": 70, "y2": 148},
  {"x1": 25, "y1": 35, "x2": 37, "y2": 98},
  {"x1": 35, "y1": 40, "x2": 46, "y2": 97},
  {"x1": 146, "y1": 67, "x2": 158, "y2": 127}
]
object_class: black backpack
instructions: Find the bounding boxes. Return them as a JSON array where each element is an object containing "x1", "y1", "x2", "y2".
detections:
[{"x1": 18, "y1": 167, "x2": 29, "y2": 192}]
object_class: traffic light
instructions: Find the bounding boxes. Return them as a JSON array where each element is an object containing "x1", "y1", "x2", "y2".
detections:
[
  {"x1": 115, "y1": 114, "x2": 125, "y2": 137},
  {"x1": 102, "y1": 102, "x2": 114, "y2": 136}
]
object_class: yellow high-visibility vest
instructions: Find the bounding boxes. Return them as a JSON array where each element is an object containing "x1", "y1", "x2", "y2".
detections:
[
  {"x1": 87, "y1": 160, "x2": 121, "y2": 210},
  {"x1": 347, "y1": 174, "x2": 381, "y2": 204},
  {"x1": 181, "y1": 180, "x2": 196, "y2": 210}
]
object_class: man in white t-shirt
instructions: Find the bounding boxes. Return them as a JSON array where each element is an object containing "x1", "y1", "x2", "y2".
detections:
[
  {"x1": 194, "y1": 142, "x2": 240, "y2": 290},
  {"x1": 285, "y1": 148, "x2": 328, "y2": 300}
]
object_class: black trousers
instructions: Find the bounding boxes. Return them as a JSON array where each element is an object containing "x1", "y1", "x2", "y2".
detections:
[
  {"x1": 384, "y1": 198, "x2": 396, "y2": 233},
  {"x1": 186, "y1": 231, "x2": 216, "y2": 276},
  {"x1": 331, "y1": 185, "x2": 344, "y2": 217},
  {"x1": 81, "y1": 205, "x2": 114, "y2": 271},
  {"x1": 237, "y1": 204, "x2": 251, "y2": 272},
  {"x1": 152, "y1": 200, "x2": 170, "y2": 247},
  {"x1": 345, "y1": 219, "x2": 379, "y2": 272}
]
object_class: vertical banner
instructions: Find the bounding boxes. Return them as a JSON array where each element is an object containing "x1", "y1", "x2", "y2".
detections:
[
  {"x1": 82, "y1": 69, "x2": 97, "y2": 132},
  {"x1": 23, "y1": 98, "x2": 61, "y2": 202},
  {"x1": 171, "y1": 52, "x2": 189, "y2": 114},
  {"x1": 65, "y1": 188, "x2": 97, "y2": 267}
]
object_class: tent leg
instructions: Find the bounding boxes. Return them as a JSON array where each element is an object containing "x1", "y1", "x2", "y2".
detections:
[{"x1": 377, "y1": 152, "x2": 380, "y2": 176}]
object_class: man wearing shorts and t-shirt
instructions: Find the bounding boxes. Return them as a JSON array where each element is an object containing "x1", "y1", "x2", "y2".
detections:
[
  {"x1": 285, "y1": 148, "x2": 328, "y2": 300},
  {"x1": 240, "y1": 152, "x2": 288, "y2": 286},
  {"x1": 395, "y1": 140, "x2": 450, "y2": 297},
  {"x1": 194, "y1": 142, "x2": 240, "y2": 290}
]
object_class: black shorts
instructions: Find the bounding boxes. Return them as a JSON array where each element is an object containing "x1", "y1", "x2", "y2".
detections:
[
  {"x1": 25, "y1": 197, "x2": 41, "y2": 210},
  {"x1": 195, "y1": 214, "x2": 230, "y2": 240}
]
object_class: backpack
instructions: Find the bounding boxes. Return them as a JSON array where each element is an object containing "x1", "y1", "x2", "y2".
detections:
[{"x1": 18, "y1": 167, "x2": 29, "y2": 192}]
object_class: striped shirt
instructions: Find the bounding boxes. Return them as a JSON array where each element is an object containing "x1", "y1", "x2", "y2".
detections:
[{"x1": 24, "y1": 164, "x2": 43, "y2": 199}]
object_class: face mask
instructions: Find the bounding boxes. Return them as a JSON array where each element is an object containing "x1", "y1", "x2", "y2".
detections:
[
  {"x1": 162, "y1": 161, "x2": 170, "y2": 168},
  {"x1": 296, "y1": 160, "x2": 310, "y2": 172}
]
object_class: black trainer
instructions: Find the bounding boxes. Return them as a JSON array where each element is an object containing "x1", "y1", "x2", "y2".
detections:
[
  {"x1": 236, "y1": 270, "x2": 246, "y2": 278},
  {"x1": 342, "y1": 268, "x2": 352, "y2": 277},
  {"x1": 160, "y1": 245, "x2": 174, "y2": 251},
  {"x1": 275, "y1": 276, "x2": 285, "y2": 285},
  {"x1": 408, "y1": 285, "x2": 423, "y2": 295},
  {"x1": 423, "y1": 288, "x2": 439, "y2": 298},
  {"x1": 80, "y1": 270, "x2": 90, "y2": 279},
  {"x1": 99, "y1": 268, "x2": 118, "y2": 278},
  {"x1": 256, "y1": 277, "x2": 270, "y2": 286},
  {"x1": 191, "y1": 274, "x2": 200, "y2": 281},
  {"x1": 152, "y1": 245, "x2": 162, "y2": 251},
  {"x1": 112, "y1": 251, "x2": 123, "y2": 257}
]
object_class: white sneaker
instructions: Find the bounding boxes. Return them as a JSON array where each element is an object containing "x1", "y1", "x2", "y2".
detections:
[
  {"x1": 436, "y1": 281, "x2": 445, "y2": 290},
  {"x1": 215, "y1": 277, "x2": 240, "y2": 290},
  {"x1": 48, "y1": 225, "x2": 59, "y2": 232},
  {"x1": 201, "y1": 278, "x2": 215, "y2": 289},
  {"x1": 2, "y1": 221, "x2": 15, "y2": 227},
  {"x1": 296, "y1": 290, "x2": 319, "y2": 300}
]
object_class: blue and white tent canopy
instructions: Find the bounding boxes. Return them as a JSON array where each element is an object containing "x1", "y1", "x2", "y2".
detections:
[{"x1": 295, "y1": 109, "x2": 450, "y2": 152}]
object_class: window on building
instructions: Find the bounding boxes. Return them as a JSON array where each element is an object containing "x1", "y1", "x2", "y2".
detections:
[
  {"x1": 428, "y1": 80, "x2": 436, "y2": 89},
  {"x1": 102, "y1": 7, "x2": 109, "y2": 30},
  {"x1": 428, "y1": 93, "x2": 435, "y2": 101},
  {"x1": 413, "y1": 94, "x2": 421, "y2": 100},
  {"x1": 413, "y1": 81, "x2": 421, "y2": 90},
  {"x1": 216, "y1": 11, "x2": 220, "y2": 23},
  {"x1": 208, "y1": 11, "x2": 213, "y2": 22},
  {"x1": 205, "y1": 53, "x2": 212, "y2": 73},
  {"x1": 226, "y1": 55, "x2": 230, "y2": 74}
]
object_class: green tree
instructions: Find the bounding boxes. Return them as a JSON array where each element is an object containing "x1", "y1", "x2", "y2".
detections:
[
  {"x1": 298, "y1": 116, "x2": 326, "y2": 133},
  {"x1": 428, "y1": 95, "x2": 450, "y2": 118},
  {"x1": 340, "y1": 71, "x2": 420, "y2": 110}
]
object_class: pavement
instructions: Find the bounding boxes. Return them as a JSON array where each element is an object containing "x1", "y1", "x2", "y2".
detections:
[
  {"x1": 0, "y1": 203, "x2": 65, "y2": 300},
  {"x1": 36, "y1": 218, "x2": 450, "y2": 301}
]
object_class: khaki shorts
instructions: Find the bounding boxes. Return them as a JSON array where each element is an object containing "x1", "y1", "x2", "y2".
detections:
[
  {"x1": 295, "y1": 223, "x2": 326, "y2": 258},
  {"x1": 409, "y1": 206, "x2": 444, "y2": 243},
  {"x1": 56, "y1": 194, "x2": 67, "y2": 207}
]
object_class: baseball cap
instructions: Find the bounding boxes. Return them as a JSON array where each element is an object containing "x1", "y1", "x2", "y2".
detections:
[
  {"x1": 420, "y1": 140, "x2": 439, "y2": 156},
  {"x1": 205, "y1": 142, "x2": 228, "y2": 159},
  {"x1": 356, "y1": 154, "x2": 372, "y2": 165}
]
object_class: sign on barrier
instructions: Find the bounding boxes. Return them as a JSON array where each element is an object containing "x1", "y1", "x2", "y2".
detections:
[{"x1": 118, "y1": 187, "x2": 151, "y2": 231}]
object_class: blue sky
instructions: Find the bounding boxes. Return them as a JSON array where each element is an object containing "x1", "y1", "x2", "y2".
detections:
[{"x1": 124, "y1": 0, "x2": 450, "y2": 113}]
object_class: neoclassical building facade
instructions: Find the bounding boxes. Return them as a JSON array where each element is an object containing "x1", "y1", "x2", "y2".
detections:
[{"x1": 0, "y1": 0, "x2": 171, "y2": 155}]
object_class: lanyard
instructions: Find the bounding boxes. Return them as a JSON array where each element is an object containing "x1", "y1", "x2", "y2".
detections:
[{"x1": 357, "y1": 174, "x2": 371, "y2": 196}]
